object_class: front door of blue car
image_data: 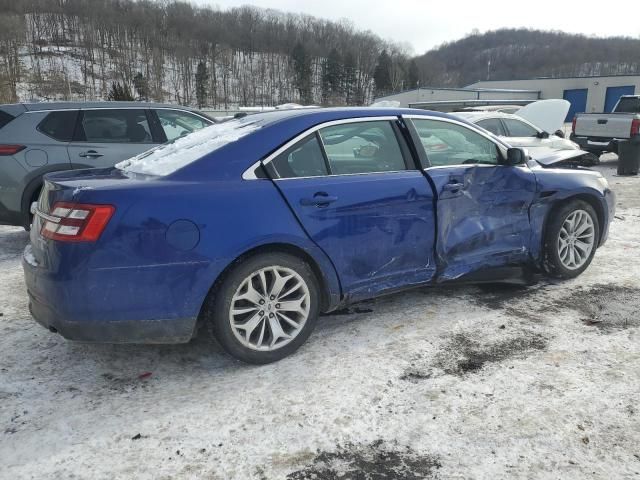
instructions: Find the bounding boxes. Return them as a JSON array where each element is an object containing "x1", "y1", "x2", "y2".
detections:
[
  {"x1": 406, "y1": 116, "x2": 537, "y2": 281},
  {"x1": 265, "y1": 118, "x2": 437, "y2": 300}
]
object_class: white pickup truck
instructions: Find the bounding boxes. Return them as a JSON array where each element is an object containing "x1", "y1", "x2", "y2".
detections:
[{"x1": 570, "y1": 95, "x2": 640, "y2": 156}]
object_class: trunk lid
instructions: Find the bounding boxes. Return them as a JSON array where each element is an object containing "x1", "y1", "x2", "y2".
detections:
[{"x1": 30, "y1": 168, "x2": 142, "y2": 267}]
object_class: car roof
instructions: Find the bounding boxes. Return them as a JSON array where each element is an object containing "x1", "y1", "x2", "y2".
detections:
[{"x1": 0, "y1": 101, "x2": 205, "y2": 113}]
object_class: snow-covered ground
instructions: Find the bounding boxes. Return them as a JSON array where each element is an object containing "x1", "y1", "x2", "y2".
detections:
[{"x1": 1, "y1": 157, "x2": 639, "y2": 479}]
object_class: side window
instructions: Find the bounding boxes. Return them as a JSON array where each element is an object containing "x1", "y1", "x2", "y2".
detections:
[
  {"x1": 318, "y1": 121, "x2": 407, "y2": 175},
  {"x1": 476, "y1": 118, "x2": 506, "y2": 137},
  {"x1": 77, "y1": 109, "x2": 152, "y2": 143},
  {"x1": 38, "y1": 110, "x2": 78, "y2": 141},
  {"x1": 156, "y1": 110, "x2": 210, "y2": 141},
  {"x1": 0, "y1": 110, "x2": 15, "y2": 131},
  {"x1": 503, "y1": 119, "x2": 538, "y2": 137},
  {"x1": 270, "y1": 134, "x2": 329, "y2": 179},
  {"x1": 412, "y1": 119, "x2": 500, "y2": 167}
]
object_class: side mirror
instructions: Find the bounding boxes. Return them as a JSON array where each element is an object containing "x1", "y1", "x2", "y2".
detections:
[
  {"x1": 506, "y1": 147, "x2": 527, "y2": 166},
  {"x1": 537, "y1": 131, "x2": 550, "y2": 139}
]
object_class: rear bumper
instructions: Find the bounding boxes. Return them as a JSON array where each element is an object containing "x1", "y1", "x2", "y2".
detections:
[
  {"x1": 570, "y1": 134, "x2": 618, "y2": 154},
  {"x1": 22, "y1": 246, "x2": 198, "y2": 344}
]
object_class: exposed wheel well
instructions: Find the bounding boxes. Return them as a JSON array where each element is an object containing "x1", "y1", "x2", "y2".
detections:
[
  {"x1": 197, "y1": 243, "x2": 333, "y2": 326},
  {"x1": 21, "y1": 180, "x2": 43, "y2": 229},
  {"x1": 545, "y1": 194, "x2": 605, "y2": 247}
]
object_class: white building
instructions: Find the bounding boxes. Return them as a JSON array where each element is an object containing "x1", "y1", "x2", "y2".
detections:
[{"x1": 375, "y1": 74, "x2": 640, "y2": 121}]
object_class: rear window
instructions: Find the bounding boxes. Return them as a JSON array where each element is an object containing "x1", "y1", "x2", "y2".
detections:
[
  {"x1": 116, "y1": 118, "x2": 262, "y2": 176},
  {"x1": 615, "y1": 97, "x2": 640, "y2": 113},
  {"x1": 0, "y1": 110, "x2": 15, "y2": 130},
  {"x1": 38, "y1": 110, "x2": 78, "y2": 141}
]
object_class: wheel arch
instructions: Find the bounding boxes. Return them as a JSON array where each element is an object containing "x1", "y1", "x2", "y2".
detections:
[
  {"x1": 544, "y1": 193, "x2": 606, "y2": 247},
  {"x1": 197, "y1": 242, "x2": 340, "y2": 327}
]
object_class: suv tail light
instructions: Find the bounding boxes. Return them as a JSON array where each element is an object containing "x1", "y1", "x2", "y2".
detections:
[
  {"x1": 0, "y1": 144, "x2": 26, "y2": 155},
  {"x1": 571, "y1": 116, "x2": 577, "y2": 134},
  {"x1": 40, "y1": 202, "x2": 115, "y2": 242},
  {"x1": 631, "y1": 118, "x2": 640, "y2": 137}
]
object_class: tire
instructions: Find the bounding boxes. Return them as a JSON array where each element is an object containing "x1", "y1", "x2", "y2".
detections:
[
  {"x1": 205, "y1": 252, "x2": 320, "y2": 364},
  {"x1": 544, "y1": 200, "x2": 600, "y2": 279}
]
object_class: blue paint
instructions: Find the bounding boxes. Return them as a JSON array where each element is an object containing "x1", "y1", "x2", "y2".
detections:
[
  {"x1": 166, "y1": 219, "x2": 200, "y2": 251},
  {"x1": 22, "y1": 108, "x2": 615, "y2": 344},
  {"x1": 563, "y1": 89, "x2": 589, "y2": 122},
  {"x1": 604, "y1": 85, "x2": 635, "y2": 113}
]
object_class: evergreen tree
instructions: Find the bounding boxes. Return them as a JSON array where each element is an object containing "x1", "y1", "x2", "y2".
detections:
[
  {"x1": 195, "y1": 61, "x2": 209, "y2": 108},
  {"x1": 133, "y1": 72, "x2": 149, "y2": 100},
  {"x1": 342, "y1": 51, "x2": 357, "y2": 106},
  {"x1": 321, "y1": 48, "x2": 343, "y2": 105},
  {"x1": 373, "y1": 50, "x2": 392, "y2": 95},
  {"x1": 106, "y1": 81, "x2": 134, "y2": 101},
  {"x1": 291, "y1": 42, "x2": 312, "y2": 104}
]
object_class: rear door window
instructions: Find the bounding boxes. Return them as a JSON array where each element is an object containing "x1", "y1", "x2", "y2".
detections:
[
  {"x1": 76, "y1": 109, "x2": 153, "y2": 143},
  {"x1": 156, "y1": 109, "x2": 211, "y2": 141},
  {"x1": 37, "y1": 110, "x2": 79, "y2": 141},
  {"x1": 318, "y1": 121, "x2": 408, "y2": 175},
  {"x1": 269, "y1": 134, "x2": 329, "y2": 178}
]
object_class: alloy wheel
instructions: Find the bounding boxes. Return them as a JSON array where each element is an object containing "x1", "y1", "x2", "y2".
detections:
[
  {"x1": 557, "y1": 209, "x2": 595, "y2": 270},
  {"x1": 229, "y1": 266, "x2": 311, "y2": 351}
]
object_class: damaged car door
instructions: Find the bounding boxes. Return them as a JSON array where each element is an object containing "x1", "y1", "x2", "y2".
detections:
[
  {"x1": 265, "y1": 118, "x2": 437, "y2": 301},
  {"x1": 406, "y1": 116, "x2": 537, "y2": 281}
]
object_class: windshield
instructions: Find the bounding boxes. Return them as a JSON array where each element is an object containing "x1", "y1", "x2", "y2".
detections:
[{"x1": 116, "y1": 118, "x2": 261, "y2": 176}]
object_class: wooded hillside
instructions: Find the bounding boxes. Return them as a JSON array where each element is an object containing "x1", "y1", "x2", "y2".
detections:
[
  {"x1": 415, "y1": 29, "x2": 640, "y2": 88},
  {"x1": 1, "y1": 1, "x2": 639, "y2": 107},
  {"x1": 0, "y1": 0, "x2": 415, "y2": 107}
]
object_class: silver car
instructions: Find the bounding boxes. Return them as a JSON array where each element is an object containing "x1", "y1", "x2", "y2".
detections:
[
  {"x1": 0, "y1": 102, "x2": 213, "y2": 228},
  {"x1": 454, "y1": 111, "x2": 598, "y2": 166}
]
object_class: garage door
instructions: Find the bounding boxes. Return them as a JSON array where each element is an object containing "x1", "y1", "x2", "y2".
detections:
[
  {"x1": 562, "y1": 89, "x2": 588, "y2": 122},
  {"x1": 604, "y1": 85, "x2": 635, "y2": 112}
]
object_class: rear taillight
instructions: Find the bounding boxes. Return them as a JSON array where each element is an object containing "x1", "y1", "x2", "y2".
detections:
[
  {"x1": 0, "y1": 144, "x2": 25, "y2": 155},
  {"x1": 571, "y1": 117, "x2": 577, "y2": 134},
  {"x1": 40, "y1": 202, "x2": 115, "y2": 242},
  {"x1": 631, "y1": 118, "x2": 640, "y2": 137}
]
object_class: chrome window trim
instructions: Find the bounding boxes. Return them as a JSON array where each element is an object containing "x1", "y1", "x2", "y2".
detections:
[
  {"x1": 273, "y1": 170, "x2": 418, "y2": 182},
  {"x1": 242, "y1": 116, "x2": 398, "y2": 180}
]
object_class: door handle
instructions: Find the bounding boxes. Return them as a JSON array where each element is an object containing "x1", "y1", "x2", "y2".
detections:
[
  {"x1": 443, "y1": 182, "x2": 464, "y2": 191},
  {"x1": 78, "y1": 150, "x2": 104, "y2": 158},
  {"x1": 300, "y1": 193, "x2": 338, "y2": 207}
]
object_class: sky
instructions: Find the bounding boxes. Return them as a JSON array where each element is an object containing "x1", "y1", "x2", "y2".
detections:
[{"x1": 188, "y1": 0, "x2": 639, "y2": 54}]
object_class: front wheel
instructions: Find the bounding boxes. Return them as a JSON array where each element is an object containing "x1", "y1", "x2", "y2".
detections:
[
  {"x1": 544, "y1": 200, "x2": 600, "y2": 278},
  {"x1": 205, "y1": 253, "x2": 320, "y2": 364}
]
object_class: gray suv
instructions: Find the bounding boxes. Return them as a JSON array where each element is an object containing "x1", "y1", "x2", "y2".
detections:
[{"x1": 0, "y1": 102, "x2": 214, "y2": 227}]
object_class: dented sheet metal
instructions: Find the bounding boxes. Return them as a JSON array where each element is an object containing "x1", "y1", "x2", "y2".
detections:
[{"x1": 425, "y1": 164, "x2": 537, "y2": 282}]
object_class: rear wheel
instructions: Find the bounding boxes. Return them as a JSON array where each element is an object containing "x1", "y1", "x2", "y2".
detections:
[
  {"x1": 205, "y1": 252, "x2": 320, "y2": 364},
  {"x1": 544, "y1": 200, "x2": 599, "y2": 278}
]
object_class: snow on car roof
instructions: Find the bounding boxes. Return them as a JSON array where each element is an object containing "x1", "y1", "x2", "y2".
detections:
[{"x1": 116, "y1": 118, "x2": 262, "y2": 176}]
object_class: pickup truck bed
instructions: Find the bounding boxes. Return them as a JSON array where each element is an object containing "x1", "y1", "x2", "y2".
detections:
[{"x1": 570, "y1": 95, "x2": 640, "y2": 156}]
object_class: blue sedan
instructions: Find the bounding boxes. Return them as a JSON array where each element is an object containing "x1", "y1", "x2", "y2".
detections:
[{"x1": 23, "y1": 108, "x2": 615, "y2": 363}]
